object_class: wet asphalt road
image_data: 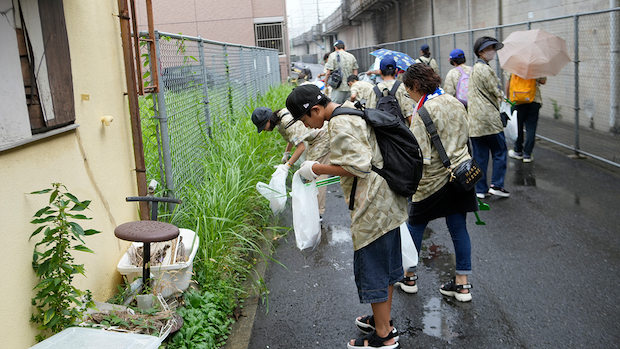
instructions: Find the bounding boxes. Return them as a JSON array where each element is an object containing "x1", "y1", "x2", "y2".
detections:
[{"x1": 248, "y1": 140, "x2": 620, "y2": 349}]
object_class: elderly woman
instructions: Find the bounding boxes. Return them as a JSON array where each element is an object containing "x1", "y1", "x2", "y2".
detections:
[
  {"x1": 467, "y1": 36, "x2": 509, "y2": 198},
  {"x1": 395, "y1": 63, "x2": 478, "y2": 302}
]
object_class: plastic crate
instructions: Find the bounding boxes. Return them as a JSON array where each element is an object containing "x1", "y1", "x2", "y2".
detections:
[
  {"x1": 117, "y1": 228, "x2": 199, "y2": 297},
  {"x1": 29, "y1": 327, "x2": 162, "y2": 349}
]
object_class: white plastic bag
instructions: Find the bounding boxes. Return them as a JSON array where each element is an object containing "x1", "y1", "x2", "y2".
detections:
[
  {"x1": 290, "y1": 171, "x2": 321, "y2": 250},
  {"x1": 503, "y1": 103, "x2": 518, "y2": 145},
  {"x1": 256, "y1": 167, "x2": 288, "y2": 215},
  {"x1": 400, "y1": 223, "x2": 418, "y2": 270}
]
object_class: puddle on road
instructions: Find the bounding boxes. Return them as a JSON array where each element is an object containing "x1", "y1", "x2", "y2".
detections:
[
  {"x1": 416, "y1": 229, "x2": 462, "y2": 341},
  {"x1": 323, "y1": 225, "x2": 351, "y2": 245},
  {"x1": 421, "y1": 296, "x2": 460, "y2": 340}
]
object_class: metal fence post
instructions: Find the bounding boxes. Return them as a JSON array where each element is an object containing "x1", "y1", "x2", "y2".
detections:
[
  {"x1": 197, "y1": 36, "x2": 212, "y2": 137},
  {"x1": 223, "y1": 44, "x2": 232, "y2": 118},
  {"x1": 153, "y1": 31, "x2": 176, "y2": 203},
  {"x1": 495, "y1": 27, "x2": 502, "y2": 85},
  {"x1": 574, "y1": 15, "x2": 581, "y2": 154},
  {"x1": 437, "y1": 35, "x2": 441, "y2": 76}
]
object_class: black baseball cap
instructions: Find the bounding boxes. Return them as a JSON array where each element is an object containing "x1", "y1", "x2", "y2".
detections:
[
  {"x1": 251, "y1": 107, "x2": 272, "y2": 133},
  {"x1": 284, "y1": 85, "x2": 325, "y2": 128}
]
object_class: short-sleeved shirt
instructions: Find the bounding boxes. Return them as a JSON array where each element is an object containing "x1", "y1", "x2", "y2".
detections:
[
  {"x1": 367, "y1": 79, "x2": 414, "y2": 118},
  {"x1": 443, "y1": 65, "x2": 472, "y2": 97},
  {"x1": 416, "y1": 56, "x2": 440, "y2": 75},
  {"x1": 305, "y1": 121, "x2": 331, "y2": 160},
  {"x1": 276, "y1": 109, "x2": 309, "y2": 146},
  {"x1": 467, "y1": 62, "x2": 503, "y2": 137},
  {"x1": 410, "y1": 94, "x2": 471, "y2": 202},
  {"x1": 325, "y1": 50, "x2": 359, "y2": 92},
  {"x1": 328, "y1": 109, "x2": 408, "y2": 250},
  {"x1": 350, "y1": 81, "x2": 375, "y2": 103}
]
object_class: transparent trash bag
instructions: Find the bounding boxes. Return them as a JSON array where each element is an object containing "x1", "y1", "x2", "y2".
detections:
[
  {"x1": 290, "y1": 171, "x2": 321, "y2": 250},
  {"x1": 400, "y1": 223, "x2": 418, "y2": 270},
  {"x1": 256, "y1": 166, "x2": 288, "y2": 215}
]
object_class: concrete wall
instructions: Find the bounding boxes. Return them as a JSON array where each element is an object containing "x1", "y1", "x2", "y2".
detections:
[{"x1": 0, "y1": 1, "x2": 139, "y2": 347}]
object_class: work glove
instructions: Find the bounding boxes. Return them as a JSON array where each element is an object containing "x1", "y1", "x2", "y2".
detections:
[
  {"x1": 299, "y1": 161, "x2": 319, "y2": 182},
  {"x1": 281, "y1": 151, "x2": 291, "y2": 164},
  {"x1": 274, "y1": 163, "x2": 290, "y2": 175}
]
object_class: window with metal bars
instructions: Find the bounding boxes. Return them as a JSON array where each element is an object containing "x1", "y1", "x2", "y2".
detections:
[{"x1": 254, "y1": 22, "x2": 284, "y2": 54}]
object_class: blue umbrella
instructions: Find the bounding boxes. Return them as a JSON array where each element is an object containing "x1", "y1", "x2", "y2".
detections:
[{"x1": 370, "y1": 49, "x2": 416, "y2": 70}]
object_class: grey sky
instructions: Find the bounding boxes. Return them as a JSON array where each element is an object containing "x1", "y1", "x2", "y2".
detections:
[{"x1": 286, "y1": 0, "x2": 341, "y2": 38}]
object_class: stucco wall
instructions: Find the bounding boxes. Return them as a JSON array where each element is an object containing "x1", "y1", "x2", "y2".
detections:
[{"x1": 0, "y1": 0, "x2": 139, "y2": 347}]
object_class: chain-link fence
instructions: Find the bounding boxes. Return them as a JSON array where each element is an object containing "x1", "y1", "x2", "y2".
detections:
[
  {"x1": 350, "y1": 8, "x2": 620, "y2": 168},
  {"x1": 138, "y1": 31, "x2": 281, "y2": 198}
]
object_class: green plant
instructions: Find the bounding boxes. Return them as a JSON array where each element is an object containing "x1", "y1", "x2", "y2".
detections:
[
  {"x1": 168, "y1": 288, "x2": 236, "y2": 349},
  {"x1": 550, "y1": 98, "x2": 562, "y2": 119},
  {"x1": 29, "y1": 183, "x2": 100, "y2": 341}
]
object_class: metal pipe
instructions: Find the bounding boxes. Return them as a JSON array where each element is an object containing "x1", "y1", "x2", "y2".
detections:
[
  {"x1": 536, "y1": 134, "x2": 620, "y2": 169},
  {"x1": 146, "y1": 0, "x2": 159, "y2": 93},
  {"x1": 117, "y1": 0, "x2": 149, "y2": 220},
  {"x1": 129, "y1": 0, "x2": 143, "y2": 95},
  {"x1": 153, "y1": 30, "x2": 176, "y2": 208},
  {"x1": 610, "y1": 0, "x2": 620, "y2": 131},
  {"x1": 574, "y1": 15, "x2": 580, "y2": 154}
]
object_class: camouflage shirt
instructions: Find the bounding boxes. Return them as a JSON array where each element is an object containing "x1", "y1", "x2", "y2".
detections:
[
  {"x1": 410, "y1": 94, "x2": 472, "y2": 202},
  {"x1": 276, "y1": 109, "x2": 309, "y2": 146},
  {"x1": 305, "y1": 121, "x2": 331, "y2": 161},
  {"x1": 328, "y1": 108, "x2": 408, "y2": 250},
  {"x1": 416, "y1": 56, "x2": 440, "y2": 75},
  {"x1": 326, "y1": 50, "x2": 359, "y2": 92},
  {"x1": 467, "y1": 62, "x2": 503, "y2": 137},
  {"x1": 367, "y1": 79, "x2": 414, "y2": 118},
  {"x1": 350, "y1": 81, "x2": 374, "y2": 103},
  {"x1": 443, "y1": 65, "x2": 472, "y2": 97}
]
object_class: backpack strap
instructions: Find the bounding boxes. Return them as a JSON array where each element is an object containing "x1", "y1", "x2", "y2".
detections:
[
  {"x1": 389, "y1": 80, "x2": 402, "y2": 96},
  {"x1": 418, "y1": 107, "x2": 452, "y2": 169},
  {"x1": 329, "y1": 106, "x2": 365, "y2": 211},
  {"x1": 456, "y1": 66, "x2": 464, "y2": 75},
  {"x1": 373, "y1": 85, "x2": 382, "y2": 100}
]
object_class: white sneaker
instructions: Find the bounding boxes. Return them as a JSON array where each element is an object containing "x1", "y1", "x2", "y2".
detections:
[
  {"x1": 488, "y1": 185, "x2": 510, "y2": 198},
  {"x1": 476, "y1": 193, "x2": 486, "y2": 199},
  {"x1": 523, "y1": 154, "x2": 533, "y2": 163},
  {"x1": 508, "y1": 150, "x2": 523, "y2": 160}
]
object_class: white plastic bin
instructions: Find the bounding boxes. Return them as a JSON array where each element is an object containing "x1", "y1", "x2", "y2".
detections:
[
  {"x1": 29, "y1": 327, "x2": 162, "y2": 349},
  {"x1": 117, "y1": 228, "x2": 199, "y2": 297}
]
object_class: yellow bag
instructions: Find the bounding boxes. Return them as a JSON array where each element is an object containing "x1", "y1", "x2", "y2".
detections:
[{"x1": 509, "y1": 74, "x2": 536, "y2": 104}]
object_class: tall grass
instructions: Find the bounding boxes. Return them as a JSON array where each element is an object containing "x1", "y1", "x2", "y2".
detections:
[{"x1": 162, "y1": 84, "x2": 294, "y2": 348}]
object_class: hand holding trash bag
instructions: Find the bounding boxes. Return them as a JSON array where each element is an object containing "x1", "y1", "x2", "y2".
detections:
[
  {"x1": 299, "y1": 161, "x2": 319, "y2": 181},
  {"x1": 275, "y1": 163, "x2": 291, "y2": 174}
]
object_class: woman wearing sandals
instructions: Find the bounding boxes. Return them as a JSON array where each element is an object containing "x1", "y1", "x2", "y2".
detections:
[{"x1": 395, "y1": 63, "x2": 478, "y2": 302}]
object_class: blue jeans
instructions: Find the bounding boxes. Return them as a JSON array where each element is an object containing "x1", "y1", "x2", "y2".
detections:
[
  {"x1": 472, "y1": 132, "x2": 507, "y2": 193},
  {"x1": 513, "y1": 102, "x2": 540, "y2": 156},
  {"x1": 406, "y1": 213, "x2": 472, "y2": 275}
]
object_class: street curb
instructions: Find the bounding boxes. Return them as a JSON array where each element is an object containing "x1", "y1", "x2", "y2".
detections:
[{"x1": 222, "y1": 232, "x2": 272, "y2": 349}]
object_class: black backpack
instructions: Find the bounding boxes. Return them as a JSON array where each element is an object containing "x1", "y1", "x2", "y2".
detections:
[
  {"x1": 327, "y1": 53, "x2": 343, "y2": 89},
  {"x1": 331, "y1": 107, "x2": 423, "y2": 209},
  {"x1": 373, "y1": 81, "x2": 405, "y2": 122}
]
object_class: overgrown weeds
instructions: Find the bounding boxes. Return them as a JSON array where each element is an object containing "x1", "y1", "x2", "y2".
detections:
[{"x1": 139, "y1": 84, "x2": 294, "y2": 347}]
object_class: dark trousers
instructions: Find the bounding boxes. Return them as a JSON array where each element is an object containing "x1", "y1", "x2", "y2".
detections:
[{"x1": 512, "y1": 102, "x2": 541, "y2": 156}]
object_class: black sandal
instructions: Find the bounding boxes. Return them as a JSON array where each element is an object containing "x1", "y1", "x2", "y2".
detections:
[
  {"x1": 394, "y1": 274, "x2": 418, "y2": 294},
  {"x1": 355, "y1": 315, "x2": 399, "y2": 341},
  {"x1": 347, "y1": 329, "x2": 399, "y2": 349},
  {"x1": 439, "y1": 276, "x2": 473, "y2": 302}
]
